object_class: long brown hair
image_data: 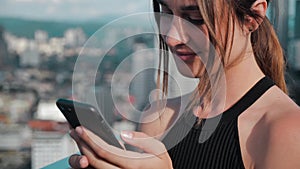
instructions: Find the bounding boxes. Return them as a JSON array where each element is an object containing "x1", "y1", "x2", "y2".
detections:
[
  {"x1": 153, "y1": 0, "x2": 287, "y2": 109},
  {"x1": 234, "y1": 0, "x2": 287, "y2": 93}
]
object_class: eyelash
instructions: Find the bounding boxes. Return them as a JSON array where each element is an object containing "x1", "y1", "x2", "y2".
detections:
[
  {"x1": 160, "y1": 10, "x2": 204, "y2": 25},
  {"x1": 186, "y1": 16, "x2": 205, "y2": 25}
]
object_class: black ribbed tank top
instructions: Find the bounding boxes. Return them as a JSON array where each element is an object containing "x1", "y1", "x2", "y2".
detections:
[{"x1": 162, "y1": 76, "x2": 275, "y2": 169}]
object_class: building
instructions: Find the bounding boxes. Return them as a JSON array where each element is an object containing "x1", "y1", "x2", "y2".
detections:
[
  {"x1": 256, "y1": 0, "x2": 300, "y2": 105},
  {"x1": 28, "y1": 120, "x2": 78, "y2": 169},
  {"x1": 0, "y1": 124, "x2": 31, "y2": 169},
  {"x1": 31, "y1": 130, "x2": 77, "y2": 169},
  {"x1": 35, "y1": 101, "x2": 66, "y2": 122},
  {"x1": 27, "y1": 93, "x2": 78, "y2": 169},
  {"x1": 35, "y1": 30, "x2": 48, "y2": 44},
  {"x1": 30, "y1": 100, "x2": 78, "y2": 169},
  {"x1": 288, "y1": 0, "x2": 300, "y2": 71},
  {"x1": 284, "y1": 0, "x2": 300, "y2": 105},
  {"x1": 0, "y1": 26, "x2": 9, "y2": 69},
  {"x1": 0, "y1": 124, "x2": 31, "y2": 151},
  {"x1": 20, "y1": 40, "x2": 40, "y2": 67},
  {"x1": 64, "y1": 28, "x2": 87, "y2": 48}
]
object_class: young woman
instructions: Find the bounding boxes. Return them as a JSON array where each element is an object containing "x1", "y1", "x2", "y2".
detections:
[{"x1": 68, "y1": 0, "x2": 300, "y2": 168}]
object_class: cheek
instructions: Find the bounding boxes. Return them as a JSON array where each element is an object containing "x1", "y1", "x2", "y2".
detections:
[
  {"x1": 187, "y1": 25, "x2": 211, "y2": 58},
  {"x1": 159, "y1": 14, "x2": 173, "y2": 40},
  {"x1": 189, "y1": 26, "x2": 213, "y2": 68}
]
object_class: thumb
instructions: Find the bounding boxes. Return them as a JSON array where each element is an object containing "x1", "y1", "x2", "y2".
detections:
[{"x1": 121, "y1": 131, "x2": 167, "y2": 157}]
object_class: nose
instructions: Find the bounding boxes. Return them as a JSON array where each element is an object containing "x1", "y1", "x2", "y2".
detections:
[{"x1": 165, "y1": 17, "x2": 190, "y2": 48}]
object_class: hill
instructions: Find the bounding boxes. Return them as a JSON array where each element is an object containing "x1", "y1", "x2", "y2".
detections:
[{"x1": 0, "y1": 17, "x2": 110, "y2": 39}]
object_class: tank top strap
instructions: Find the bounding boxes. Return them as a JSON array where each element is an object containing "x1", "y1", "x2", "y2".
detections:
[{"x1": 221, "y1": 76, "x2": 275, "y2": 122}]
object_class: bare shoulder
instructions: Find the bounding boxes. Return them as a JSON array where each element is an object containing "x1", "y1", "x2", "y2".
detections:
[
  {"x1": 139, "y1": 96, "x2": 182, "y2": 138},
  {"x1": 265, "y1": 86, "x2": 300, "y2": 120},
  {"x1": 263, "y1": 105, "x2": 300, "y2": 168},
  {"x1": 266, "y1": 88, "x2": 300, "y2": 168},
  {"x1": 250, "y1": 86, "x2": 300, "y2": 168}
]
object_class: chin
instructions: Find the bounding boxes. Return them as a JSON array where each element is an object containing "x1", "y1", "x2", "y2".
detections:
[
  {"x1": 174, "y1": 55, "x2": 204, "y2": 78},
  {"x1": 174, "y1": 63, "x2": 204, "y2": 78}
]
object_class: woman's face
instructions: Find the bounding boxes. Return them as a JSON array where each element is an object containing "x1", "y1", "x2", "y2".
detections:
[
  {"x1": 157, "y1": 0, "x2": 250, "y2": 78},
  {"x1": 158, "y1": 0, "x2": 210, "y2": 77}
]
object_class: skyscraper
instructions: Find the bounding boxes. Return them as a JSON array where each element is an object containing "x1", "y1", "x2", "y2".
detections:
[{"x1": 0, "y1": 26, "x2": 9, "y2": 69}]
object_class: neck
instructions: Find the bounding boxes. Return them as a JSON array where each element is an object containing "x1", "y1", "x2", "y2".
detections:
[
  {"x1": 223, "y1": 52, "x2": 265, "y2": 112},
  {"x1": 194, "y1": 51, "x2": 265, "y2": 119},
  {"x1": 194, "y1": 43, "x2": 265, "y2": 119}
]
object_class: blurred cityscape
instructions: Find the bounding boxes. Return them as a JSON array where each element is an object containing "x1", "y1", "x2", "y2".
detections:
[
  {"x1": 0, "y1": 0, "x2": 299, "y2": 169},
  {"x1": 0, "y1": 15, "x2": 158, "y2": 168}
]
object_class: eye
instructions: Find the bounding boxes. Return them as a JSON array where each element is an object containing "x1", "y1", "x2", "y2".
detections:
[
  {"x1": 182, "y1": 11, "x2": 205, "y2": 25},
  {"x1": 186, "y1": 16, "x2": 205, "y2": 25}
]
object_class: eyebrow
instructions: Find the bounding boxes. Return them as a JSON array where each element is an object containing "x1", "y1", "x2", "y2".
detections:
[
  {"x1": 156, "y1": 0, "x2": 199, "y2": 11},
  {"x1": 180, "y1": 5, "x2": 199, "y2": 11}
]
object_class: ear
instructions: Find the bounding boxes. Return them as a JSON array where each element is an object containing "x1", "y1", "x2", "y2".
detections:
[{"x1": 244, "y1": 0, "x2": 268, "y2": 33}]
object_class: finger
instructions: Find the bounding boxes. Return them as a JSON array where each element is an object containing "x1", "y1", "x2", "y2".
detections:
[
  {"x1": 70, "y1": 129, "x2": 122, "y2": 169},
  {"x1": 74, "y1": 132, "x2": 120, "y2": 169},
  {"x1": 75, "y1": 126, "x2": 154, "y2": 168},
  {"x1": 69, "y1": 154, "x2": 89, "y2": 169},
  {"x1": 70, "y1": 129, "x2": 79, "y2": 141},
  {"x1": 121, "y1": 131, "x2": 168, "y2": 158},
  {"x1": 70, "y1": 129, "x2": 86, "y2": 154},
  {"x1": 71, "y1": 129, "x2": 108, "y2": 168},
  {"x1": 81, "y1": 145, "x2": 120, "y2": 169},
  {"x1": 75, "y1": 126, "x2": 124, "y2": 155}
]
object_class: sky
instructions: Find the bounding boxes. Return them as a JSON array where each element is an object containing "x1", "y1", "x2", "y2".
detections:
[{"x1": 0, "y1": 0, "x2": 150, "y2": 22}]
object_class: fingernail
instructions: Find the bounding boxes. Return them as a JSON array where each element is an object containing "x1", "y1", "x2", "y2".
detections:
[
  {"x1": 79, "y1": 157, "x2": 88, "y2": 167},
  {"x1": 76, "y1": 126, "x2": 83, "y2": 136},
  {"x1": 121, "y1": 131, "x2": 133, "y2": 139}
]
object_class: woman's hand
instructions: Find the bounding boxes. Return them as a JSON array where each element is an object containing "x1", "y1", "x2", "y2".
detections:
[{"x1": 69, "y1": 126, "x2": 173, "y2": 169}]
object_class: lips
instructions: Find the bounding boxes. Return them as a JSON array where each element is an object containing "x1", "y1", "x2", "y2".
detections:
[
  {"x1": 174, "y1": 50, "x2": 197, "y2": 62},
  {"x1": 169, "y1": 44, "x2": 201, "y2": 62}
]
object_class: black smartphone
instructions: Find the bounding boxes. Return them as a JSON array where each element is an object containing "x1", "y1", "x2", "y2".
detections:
[{"x1": 56, "y1": 98, "x2": 123, "y2": 149}]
